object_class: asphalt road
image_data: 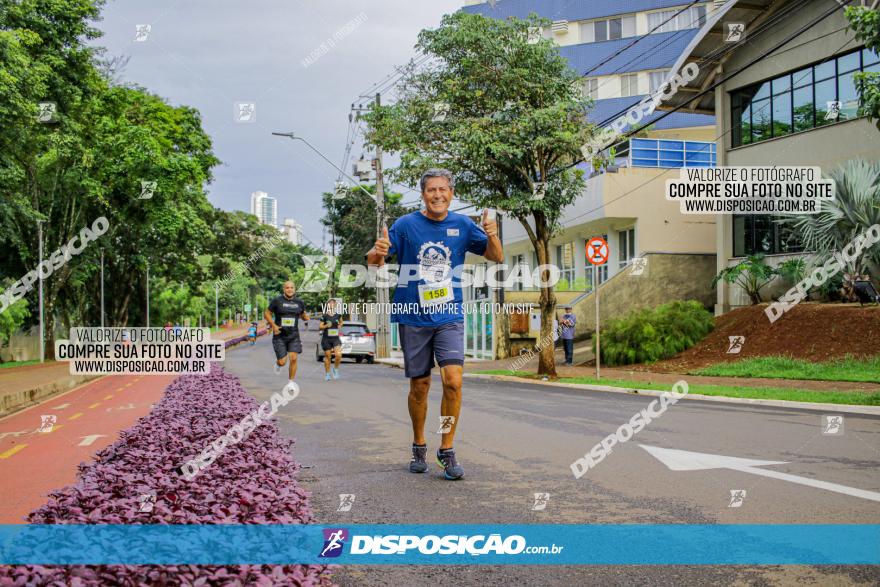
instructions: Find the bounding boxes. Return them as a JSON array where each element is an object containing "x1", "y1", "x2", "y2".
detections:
[{"x1": 225, "y1": 329, "x2": 880, "y2": 586}]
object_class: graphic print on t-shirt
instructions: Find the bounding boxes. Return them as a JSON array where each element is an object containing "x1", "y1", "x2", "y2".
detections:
[{"x1": 417, "y1": 241, "x2": 452, "y2": 283}]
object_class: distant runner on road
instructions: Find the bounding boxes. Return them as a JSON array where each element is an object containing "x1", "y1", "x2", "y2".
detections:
[
  {"x1": 264, "y1": 281, "x2": 310, "y2": 386},
  {"x1": 320, "y1": 298, "x2": 344, "y2": 381},
  {"x1": 366, "y1": 168, "x2": 503, "y2": 480}
]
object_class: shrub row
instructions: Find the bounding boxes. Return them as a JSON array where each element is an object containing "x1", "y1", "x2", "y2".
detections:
[{"x1": 597, "y1": 300, "x2": 714, "y2": 366}]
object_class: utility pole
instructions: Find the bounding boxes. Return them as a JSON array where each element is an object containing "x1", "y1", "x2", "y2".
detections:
[
  {"x1": 373, "y1": 92, "x2": 390, "y2": 358},
  {"x1": 214, "y1": 285, "x2": 219, "y2": 330}
]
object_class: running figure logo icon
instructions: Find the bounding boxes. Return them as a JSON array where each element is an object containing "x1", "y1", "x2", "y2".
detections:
[
  {"x1": 138, "y1": 492, "x2": 156, "y2": 513},
  {"x1": 140, "y1": 180, "x2": 156, "y2": 200},
  {"x1": 821, "y1": 415, "x2": 844, "y2": 435},
  {"x1": 134, "y1": 24, "x2": 151, "y2": 42},
  {"x1": 825, "y1": 101, "x2": 842, "y2": 121},
  {"x1": 437, "y1": 415, "x2": 455, "y2": 434},
  {"x1": 337, "y1": 494, "x2": 356, "y2": 512},
  {"x1": 300, "y1": 255, "x2": 336, "y2": 292},
  {"x1": 37, "y1": 102, "x2": 57, "y2": 123},
  {"x1": 725, "y1": 23, "x2": 745, "y2": 42},
  {"x1": 235, "y1": 102, "x2": 256, "y2": 123},
  {"x1": 319, "y1": 528, "x2": 349, "y2": 558},
  {"x1": 38, "y1": 415, "x2": 57, "y2": 433},
  {"x1": 727, "y1": 336, "x2": 745, "y2": 354},
  {"x1": 630, "y1": 257, "x2": 647, "y2": 276},
  {"x1": 728, "y1": 489, "x2": 747, "y2": 508},
  {"x1": 531, "y1": 493, "x2": 550, "y2": 511}
]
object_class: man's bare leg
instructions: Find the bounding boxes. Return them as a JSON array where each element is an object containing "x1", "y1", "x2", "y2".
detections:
[
  {"x1": 323, "y1": 350, "x2": 332, "y2": 373},
  {"x1": 288, "y1": 352, "x2": 298, "y2": 380},
  {"x1": 408, "y1": 374, "x2": 431, "y2": 446},
  {"x1": 334, "y1": 347, "x2": 342, "y2": 368},
  {"x1": 439, "y1": 365, "x2": 463, "y2": 450}
]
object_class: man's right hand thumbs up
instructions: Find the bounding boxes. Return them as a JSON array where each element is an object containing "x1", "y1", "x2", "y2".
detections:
[{"x1": 375, "y1": 226, "x2": 390, "y2": 256}]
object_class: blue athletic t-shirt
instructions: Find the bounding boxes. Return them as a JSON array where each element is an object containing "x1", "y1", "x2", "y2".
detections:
[{"x1": 387, "y1": 210, "x2": 488, "y2": 326}]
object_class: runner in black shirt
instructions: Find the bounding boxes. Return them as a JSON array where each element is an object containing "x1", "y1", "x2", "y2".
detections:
[
  {"x1": 319, "y1": 298, "x2": 344, "y2": 381},
  {"x1": 264, "y1": 280, "x2": 310, "y2": 384}
]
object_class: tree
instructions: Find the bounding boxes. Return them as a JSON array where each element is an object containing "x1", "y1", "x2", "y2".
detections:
[
  {"x1": 320, "y1": 184, "x2": 412, "y2": 302},
  {"x1": 777, "y1": 159, "x2": 880, "y2": 292},
  {"x1": 0, "y1": 293, "x2": 29, "y2": 362},
  {"x1": 363, "y1": 12, "x2": 595, "y2": 376},
  {"x1": 846, "y1": 5, "x2": 880, "y2": 130}
]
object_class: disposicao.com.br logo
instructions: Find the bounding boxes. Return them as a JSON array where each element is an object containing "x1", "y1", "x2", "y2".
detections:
[{"x1": 320, "y1": 529, "x2": 563, "y2": 557}]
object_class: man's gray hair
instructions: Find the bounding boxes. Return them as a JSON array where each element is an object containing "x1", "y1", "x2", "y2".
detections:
[{"x1": 419, "y1": 168, "x2": 456, "y2": 193}]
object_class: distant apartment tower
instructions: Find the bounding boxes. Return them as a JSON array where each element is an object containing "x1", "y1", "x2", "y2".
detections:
[
  {"x1": 281, "y1": 217, "x2": 304, "y2": 246},
  {"x1": 250, "y1": 191, "x2": 277, "y2": 227}
]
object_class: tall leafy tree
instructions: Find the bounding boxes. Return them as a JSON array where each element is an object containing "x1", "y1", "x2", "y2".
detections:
[
  {"x1": 321, "y1": 184, "x2": 412, "y2": 302},
  {"x1": 846, "y1": 5, "x2": 880, "y2": 130},
  {"x1": 363, "y1": 12, "x2": 596, "y2": 375}
]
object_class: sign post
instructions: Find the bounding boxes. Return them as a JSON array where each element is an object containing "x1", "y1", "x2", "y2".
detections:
[{"x1": 586, "y1": 236, "x2": 609, "y2": 380}]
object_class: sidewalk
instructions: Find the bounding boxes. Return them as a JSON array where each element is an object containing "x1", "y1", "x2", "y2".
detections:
[{"x1": 0, "y1": 325, "x2": 252, "y2": 418}]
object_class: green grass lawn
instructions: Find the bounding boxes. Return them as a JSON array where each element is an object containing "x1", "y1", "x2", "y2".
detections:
[
  {"x1": 0, "y1": 359, "x2": 44, "y2": 369},
  {"x1": 474, "y1": 370, "x2": 880, "y2": 406},
  {"x1": 692, "y1": 356, "x2": 880, "y2": 383}
]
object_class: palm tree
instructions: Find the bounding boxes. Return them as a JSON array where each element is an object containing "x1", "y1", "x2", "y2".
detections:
[{"x1": 778, "y1": 159, "x2": 880, "y2": 292}]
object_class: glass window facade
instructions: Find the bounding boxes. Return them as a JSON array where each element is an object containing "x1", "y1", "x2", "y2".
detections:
[
  {"x1": 647, "y1": 5, "x2": 707, "y2": 33},
  {"x1": 731, "y1": 47, "x2": 878, "y2": 147},
  {"x1": 620, "y1": 73, "x2": 639, "y2": 97},
  {"x1": 583, "y1": 77, "x2": 598, "y2": 100},
  {"x1": 732, "y1": 216, "x2": 805, "y2": 256},
  {"x1": 580, "y1": 15, "x2": 635, "y2": 43},
  {"x1": 630, "y1": 138, "x2": 716, "y2": 168}
]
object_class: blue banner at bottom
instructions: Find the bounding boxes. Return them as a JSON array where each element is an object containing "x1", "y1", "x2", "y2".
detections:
[{"x1": 0, "y1": 524, "x2": 877, "y2": 565}]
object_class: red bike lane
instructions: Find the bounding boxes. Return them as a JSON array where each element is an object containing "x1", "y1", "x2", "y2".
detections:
[{"x1": 0, "y1": 373, "x2": 175, "y2": 523}]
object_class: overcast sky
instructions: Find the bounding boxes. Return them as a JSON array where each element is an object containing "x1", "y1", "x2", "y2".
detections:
[{"x1": 93, "y1": 0, "x2": 463, "y2": 248}]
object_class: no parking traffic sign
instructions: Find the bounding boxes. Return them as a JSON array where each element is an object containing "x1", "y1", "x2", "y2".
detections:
[{"x1": 586, "y1": 237, "x2": 609, "y2": 266}]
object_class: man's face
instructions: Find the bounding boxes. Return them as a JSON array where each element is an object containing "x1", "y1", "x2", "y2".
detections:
[
  {"x1": 328, "y1": 300, "x2": 336, "y2": 312},
  {"x1": 283, "y1": 282, "x2": 295, "y2": 297},
  {"x1": 422, "y1": 176, "x2": 453, "y2": 216}
]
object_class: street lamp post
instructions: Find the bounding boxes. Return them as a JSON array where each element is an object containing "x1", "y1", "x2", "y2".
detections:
[
  {"x1": 37, "y1": 219, "x2": 44, "y2": 363},
  {"x1": 214, "y1": 285, "x2": 219, "y2": 330},
  {"x1": 145, "y1": 261, "x2": 150, "y2": 327},
  {"x1": 100, "y1": 249, "x2": 105, "y2": 328}
]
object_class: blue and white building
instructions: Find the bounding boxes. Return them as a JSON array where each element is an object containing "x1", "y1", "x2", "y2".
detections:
[{"x1": 457, "y1": 1, "x2": 723, "y2": 358}]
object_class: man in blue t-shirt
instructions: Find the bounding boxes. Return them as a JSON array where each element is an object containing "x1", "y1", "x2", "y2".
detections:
[{"x1": 367, "y1": 168, "x2": 503, "y2": 480}]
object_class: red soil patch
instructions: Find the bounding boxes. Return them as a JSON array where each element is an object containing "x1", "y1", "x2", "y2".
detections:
[{"x1": 635, "y1": 303, "x2": 880, "y2": 373}]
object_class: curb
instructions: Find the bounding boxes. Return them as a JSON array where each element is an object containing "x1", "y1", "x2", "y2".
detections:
[
  {"x1": 464, "y1": 373, "x2": 880, "y2": 416},
  {"x1": 0, "y1": 374, "x2": 104, "y2": 420}
]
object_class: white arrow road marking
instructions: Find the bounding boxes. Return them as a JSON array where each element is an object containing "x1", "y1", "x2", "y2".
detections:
[
  {"x1": 640, "y1": 444, "x2": 880, "y2": 503},
  {"x1": 78, "y1": 434, "x2": 106, "y2": 447},
  {"x1": 51, "y1": 403, "x2": 71, "y2": 410}
]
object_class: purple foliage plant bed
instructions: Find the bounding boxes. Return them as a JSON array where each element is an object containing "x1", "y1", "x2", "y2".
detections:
[{"x1": 0, "y1": 366, "x2": 334, "y2": 587}]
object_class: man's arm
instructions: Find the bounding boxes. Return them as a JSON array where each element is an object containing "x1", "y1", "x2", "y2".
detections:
[
  {"x1": 263, "y1": 308, "x2": 280, "y2": 335},
  {"x1": 480, "y1": 210, "x2": 504, "y2": 263},
  {"x1": 318, "y1": 315, "x2": 327, "y2": 330}
]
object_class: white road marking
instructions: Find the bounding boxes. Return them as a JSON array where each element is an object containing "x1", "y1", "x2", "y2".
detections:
[
  {"x1": 77, "y1": 434, "x2": 107, "y2": 447},
  {"x1": 641, "y1": 444, "x2": 880, "y2": 503}
]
